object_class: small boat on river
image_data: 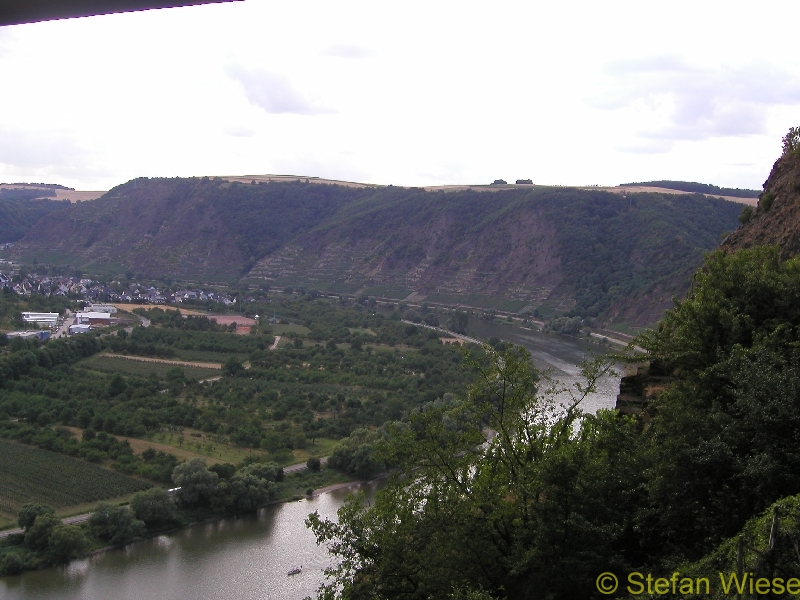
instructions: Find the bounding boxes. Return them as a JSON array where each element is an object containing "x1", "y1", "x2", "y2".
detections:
[{"x1": 287, "y1": 566, "x2": 302, "y2": 576}]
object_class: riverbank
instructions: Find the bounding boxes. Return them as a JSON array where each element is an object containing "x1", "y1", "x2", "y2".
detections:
[{"x1": 0, "y1": 464, "x2": 358, "y2": 577}]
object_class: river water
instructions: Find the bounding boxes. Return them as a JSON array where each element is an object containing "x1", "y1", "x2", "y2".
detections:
[{"x1": 1, "y1": 320, "x2": 620, "y2": 600}]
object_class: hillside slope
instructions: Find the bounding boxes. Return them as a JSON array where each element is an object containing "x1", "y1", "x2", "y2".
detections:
[
  {"x1": 10, "y1": 178, "x2": 743, "y2": 326},
  {"x1": 0, "y1": 195, "x2": 69, "y2": 243},
  {"x1": 723, "y1": 150, "x2": 800, "y2": 257}
]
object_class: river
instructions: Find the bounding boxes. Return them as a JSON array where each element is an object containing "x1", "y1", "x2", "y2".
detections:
[
  {"x1": 1, "y1": 320, "x2": 620, "y2": 600},
  {"x1": 1, "y1": 481, "x2": 384, "y2": 600}
]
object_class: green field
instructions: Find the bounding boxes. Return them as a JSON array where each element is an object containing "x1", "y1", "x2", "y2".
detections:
[
  {"x1": 79, "y1": 355, "x2": 220, "y2": 380},
  {"x1": 271, "y1": 323, "x2": 311, "y2": 335},
  {"x1": 0, "y1": 438, "x2": 151, "y2": 519},
  {"x1": 170, "y1": 349, "x2": 249, "y2": 363}
]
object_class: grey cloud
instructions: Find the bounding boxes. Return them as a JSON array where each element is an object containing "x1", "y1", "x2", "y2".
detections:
[
  {"x1": 594, "y1": 56, "x2": 800, "y2": 144},
  {"x1": 226, "y1": 66, "x2": 334, "y2": 115},
  {"x1": 321, "y1": 44, "x2": 375, "y2": 58}
]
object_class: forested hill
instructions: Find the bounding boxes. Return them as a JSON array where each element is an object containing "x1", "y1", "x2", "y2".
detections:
[
  {"x1": 10, "y1": 177, "x2": 742, "y2": 326},
  {"x1": 0, "y1": 196, "x2": 69, "y2": 243},
  {"x1": 620, "y1": 180, "x2": 761, "y2": 198}
]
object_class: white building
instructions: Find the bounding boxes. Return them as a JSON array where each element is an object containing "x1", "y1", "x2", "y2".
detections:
[
  {"x1": 76, "y1": 311, "x2": 114, "y2": 325},
  {"x1": 88, "y1": 304, "x2": 117, "y2": 313},
  {"x1": 21, "y1": 312, "x2": 59, "y2": 328}
]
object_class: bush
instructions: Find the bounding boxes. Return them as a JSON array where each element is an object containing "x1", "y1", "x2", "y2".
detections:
[{"x1": 306, "y1": 456, "x2": 321, "y2": 472}]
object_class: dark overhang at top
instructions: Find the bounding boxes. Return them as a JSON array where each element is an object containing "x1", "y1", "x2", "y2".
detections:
[{"x1": 0, "y1": 0, "x2": 242, "y2": 27}]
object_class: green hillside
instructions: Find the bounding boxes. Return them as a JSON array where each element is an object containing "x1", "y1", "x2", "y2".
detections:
[{"x1": 9, "y1": 178, "x2": 742, "y2": 325}]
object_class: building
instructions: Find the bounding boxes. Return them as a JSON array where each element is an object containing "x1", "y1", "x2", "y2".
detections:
[
  {"x1": 7, "y1": 330, "x2": 51, "y2": 341},
  {"x1": 21, "y1": 312, "x2": 59, "y2": 328},
  {"x1": 88, "y1": 304, "x2": 117, "y2": 313},
  {"x1": 76, "y1": 311, "x2": 115, "y2": 325},
  {"x1": 68, "y1": 324, "x2": 92, "y2": 335}
]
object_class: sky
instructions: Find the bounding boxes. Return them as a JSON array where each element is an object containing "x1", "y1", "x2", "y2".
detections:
[{"x1": 0, "y1": 1, "x2": 799, "y2": 191}]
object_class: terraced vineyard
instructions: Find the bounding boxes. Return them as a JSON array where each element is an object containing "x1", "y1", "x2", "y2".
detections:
[{"x1": 0, "y1": 439, "x2": 151, "y2": 516}]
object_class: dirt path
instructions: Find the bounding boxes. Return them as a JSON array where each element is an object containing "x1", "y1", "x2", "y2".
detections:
[
  {"x1": 99, "y1": 353, "x2": 221, "y2": 370},
  {"x1": 269, "y1": 335, "x2": 281, "y2": 350}
]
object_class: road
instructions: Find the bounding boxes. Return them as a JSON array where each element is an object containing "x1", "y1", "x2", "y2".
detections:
[{"x1": 54, "y1": 310, "x2": 73, "y2": 338}]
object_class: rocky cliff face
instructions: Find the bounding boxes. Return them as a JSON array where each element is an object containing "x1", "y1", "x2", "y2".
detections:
[{"x1": 722, "y1": 151, "x2": 800, "y2": 257}]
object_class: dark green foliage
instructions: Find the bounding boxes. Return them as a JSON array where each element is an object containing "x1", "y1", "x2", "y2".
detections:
[
  {"x1": 327, "y1": 428, "x2": 384, "y2": 479},
  {"x1": 544, "y1": 189, "x2": 741, "y2": 318},
  {"x1": 129, "y1": 487, "x2": 178, "y2": 526},
  {"x1": 620, "y1": 180, "x2": 760, "y2": 198},
  {"x1": 209, "y1": 462, "x2": 236, "y2": 480},
  {"x1": 738, "y1": 205, "x2": 753, "y2": 224},
  {"x1": 640, "y1": 247, "x2": 800, "y2": 559},
  {"x1": 87, "y1": 503, "x2": 145, "y2": 545},
  {"x1": 308, "y1": 348, "x2": 637, "y2": 599},
  {"x1": 544, "y1": 315, "x2": 582, "y2": 334},
  {"x1": 306, "y1": 456, "x2": 321, "y2": 472},
  {"x1": 679, "y1": 494, "x2": 800, "y2": 591},
  {"x1": 171, "y1": 458, "x2": 219, "y2": 507},
  {"x1": 782, "y1": 125, "x2": 800, "y2": 155},
  {"x1": 17, "y1": 502, "x2": 55, "y2": 531},
  {"x1": 761, "y1": 191, "x2": 775, "y2": 212},
  {"x1": 0, "y1": 195, "x2": 66, "y2": 242},
  {"x1": 24, "y1": 514, "x2": 60, "y2": 550},
  {"x1": 45, "y1": 523, "x2": 88, "y2": 564},
  {"x1": 446, "y1": 310, "x2": 469, "y2": 334}
]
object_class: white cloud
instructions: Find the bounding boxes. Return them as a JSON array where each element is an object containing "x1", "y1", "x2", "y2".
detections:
[
  {"x1": 593, "y1": 56, "x2": 800, "y2": 146},
  {"x1": 322, "y1": 44, "x2": 375, "y2": 58},
  {"x1": 225, "y1": 65, "x2": 335, "y2": 116}
]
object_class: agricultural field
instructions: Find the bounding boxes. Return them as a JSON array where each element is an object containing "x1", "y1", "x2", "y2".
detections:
[
  {"x1": 0, "y1": 438, "x2": 151, "y2": 519},
  {"x1": 80, "y1": 355, "x2": 220, "y2": 380}
]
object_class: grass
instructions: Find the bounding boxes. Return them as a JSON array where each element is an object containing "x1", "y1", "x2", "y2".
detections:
[
  {"x1": 271, "y1": 323, "x2": 311, "y2": 335},
  {"x1": 145, "y1": 429, "x2": 267, "y2": 464},
  {"x1": 276, "y1": 467, "x2": 354, "y2": 501},
  {"x1": 288, "y1": 437, "x2": 339, "y2": 463},
  {"x1": 0, "y1": 438, "x2": 151, "y2": 524},
  {"x1": 608, "y1": 322, "x2": 646, "y2": 336},
  {"x1": 79, "y1": 355, "x2": 219, "y2": 380},
  {"x1": 348, "y1": 327, "x2": 377, "y2": 336}
]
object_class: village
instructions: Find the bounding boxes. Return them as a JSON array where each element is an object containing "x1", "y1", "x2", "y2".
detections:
[{"x1": 0, "y1": 267, "x2": 249, "y2": 340}]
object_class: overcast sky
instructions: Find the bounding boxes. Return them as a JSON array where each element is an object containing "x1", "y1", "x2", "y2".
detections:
[{"x1": 1, "y1": 1, "x2": 799, "y2": 191}]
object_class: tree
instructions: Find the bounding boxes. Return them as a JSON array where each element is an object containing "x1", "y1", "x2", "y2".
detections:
[
  {"x1": 130, "y1": 487, "x2": 178, "y2": 527},
  {"x1": 88, "y1": 503, "x2": 146, "y2": 544},
  {"x1": 46, "y1": 524, "x2": 89, "y2": 564},
  {"x1": 737, "y1": 205, "x2": 753, "y2": 225},
  {"x1": 18, "y1": 503, "x2": 55, "y2": 531},
  {"x1": 638, "y1": 247, "x2": 800, "y2": 560},
  {"x1": 172, "y1": 458, "x2": 219, "y2": 507},
  {"x1": 446, "y1": 310, "x2": 469, "y2": 335},
  {"x1": 308, "y1": 346, "x2": 636, "y2": 599},
  {"x1": 24, "y1": 514, "x2": 60, "y2": 550},
  {"x1": 221, "y1": 357, "x2": 244, "y2": 377},
  {"x1": 306, "y1": 456, "x2": 321, "y2": 472},
  {"x1": 782, "y1": 126, "x2": 800, "y2": 155}
]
